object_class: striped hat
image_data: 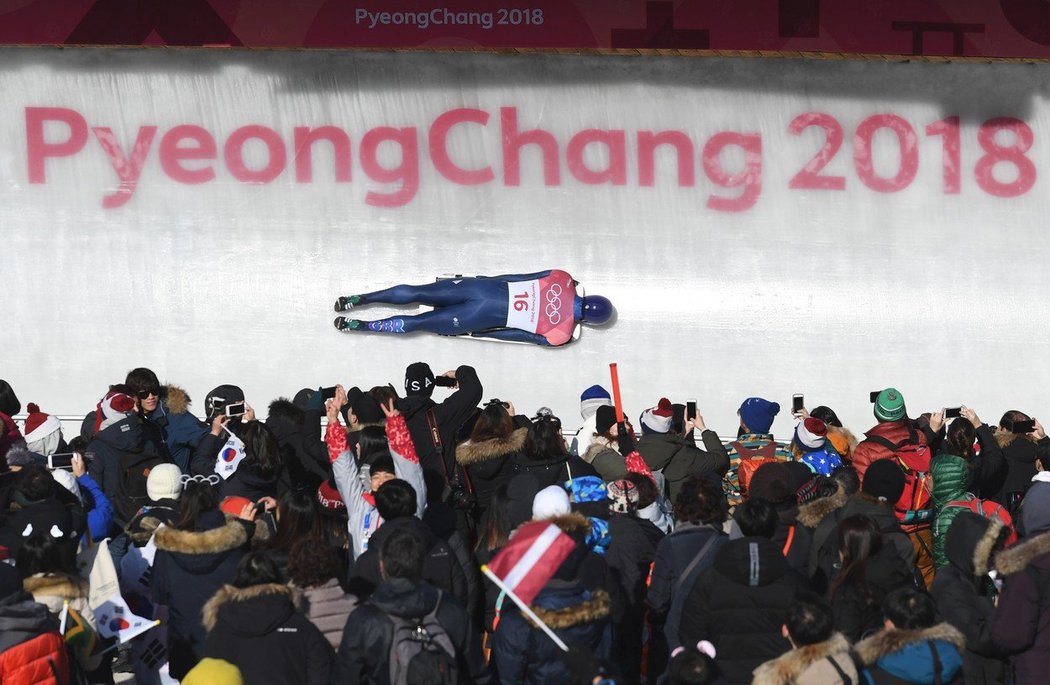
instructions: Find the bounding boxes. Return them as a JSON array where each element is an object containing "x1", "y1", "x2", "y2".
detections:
[{"x1": 795, "y1": 418, "x2": 828, "y2": 449}]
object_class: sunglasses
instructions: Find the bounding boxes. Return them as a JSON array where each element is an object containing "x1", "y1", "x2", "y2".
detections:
[{"x1": 136, "y1": 387, "x2": 160, "y2": 399}]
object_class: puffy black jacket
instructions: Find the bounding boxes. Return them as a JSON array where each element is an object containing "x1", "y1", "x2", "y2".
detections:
[
  {"x1": 151, "y1": 510, "x2": 265, "y2": 680},
  {"x1": 348, "y1": 516, "x2": 468, "y2": 607},
  {"x1": 930, "y1": 511, "x2": 1009, "y2": 685},
  {"x1": 220, "y1": 460, "x2": 291, "y2": 502},
  {"x1": 0, "y1": 493, "x2": 84, "y2": 573},
  {"x1": 398, "y1": 365, "x2": 483, "y2": 503},
  {"x1": 202, "y1": 582, "x2": 333, "y2": 685},
  {"x1": 809, "y1": 495, "x2": 915, "y2": 590},
  {"x1": 679, "y1": 537, "x2": 805, "y2": 685},
  {"x1": 828, "y1": 543, "x2": 914, "y2": 642},
  {"x1": 266, "y1": 399, "x2": 330, "y2": 492},
  {"x1": 87, "y1": 415, "x2": 171, "y2": 529},
  {"x1": 647, "y1": 523, "x2": 726, "y2": 643},
  {"x1": 455, "y1": 428, "x2": 527, "y2": 515},
  {"x1": 635, "y1": 431, "x2": 729, "y2": 501},
  {"x1": 333, "y1": 577, "x2": 489, "y2": 685},
  {"x1": 509, "y1": 453, "x2": 598, "y2": 490},
  {"x1": 987, "y1": 433, "x2": 1050, "y2": 507},
  {"x1": 492, "y1": 580, "x2": 611, "y2": 685}
]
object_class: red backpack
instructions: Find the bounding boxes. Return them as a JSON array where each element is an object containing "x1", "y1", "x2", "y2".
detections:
[
  {"x1": 866, "y1": 428, "x2": 933, "y2": 523},
  {"x1": 945, "y1": 497, "x2": 1018, "y2": 546},
  {"x1": 733, "y1": 440, "x2": 779, "y2": 499}
]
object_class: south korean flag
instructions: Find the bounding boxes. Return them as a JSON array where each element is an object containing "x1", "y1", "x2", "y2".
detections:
[{"x1": 215, "y1": 426, "x2": 247, "y2": 480}]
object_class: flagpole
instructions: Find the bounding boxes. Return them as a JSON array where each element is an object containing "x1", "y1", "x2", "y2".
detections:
[{"x1": 480, "y1": 565, "x2": 569, "y2": 652}]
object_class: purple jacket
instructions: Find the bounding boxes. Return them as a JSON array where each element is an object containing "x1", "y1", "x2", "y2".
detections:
[{"x1": 991, "y1": 528, "x2": 1050, "y2": 685}]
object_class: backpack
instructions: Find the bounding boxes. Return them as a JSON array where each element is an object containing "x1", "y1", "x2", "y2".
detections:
[
  {"x1": 866, "y1": 429, "x2": 933, "y2": 524},
  {"x1": 383, "y1": 591, "x2": 458, "y2": 685},
  {"x1": 732, "y1": 440, "x2": 778, "y2": 500},
  {"x1": 944, "y1": 497, "x2": 1018, "y2": 546},
  {"x1": 116, "y1": 448, "x2": 168, "y2": 524}
]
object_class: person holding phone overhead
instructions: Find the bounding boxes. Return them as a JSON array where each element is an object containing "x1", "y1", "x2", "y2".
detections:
[{"x1": 986, "y1": 411, "x2": 1050, "y2": 511}]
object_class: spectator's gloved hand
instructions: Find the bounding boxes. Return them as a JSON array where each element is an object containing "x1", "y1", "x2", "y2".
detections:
[{"x1": 616, "y1": 421, "x2": 635, "y2": 456}]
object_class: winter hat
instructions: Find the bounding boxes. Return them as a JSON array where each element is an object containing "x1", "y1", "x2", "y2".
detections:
[
  {"x1": 580, "y1": 385, "x2": 612, "y2": 420},
  {"x1": 205, "y1": 385, "x2": 245, "y2": 418},
  {"x1": 739, "y1": 397, "x2": 780, "y2": 435},
  {"x1": 874, "y1": 388, "x2": 907, "y2": 422},
  {"x1": 532, "y1": 485, "x2": 571, "y2": 520},
  {"x1": 351, "y1": 393, "x2": 384, "y2": 425},
  {"x1": 1021, "y1": 481, "x2": 1050, "y2": 537},
  {"x1": 640, "y1": 398, "x2": 674, "y2": 434},
  {"x1": 595, "y1": 405, "x2": 617, "y2": 435},
  {"x1": 794, "y1": 418, "x2": 828, "y2": 450},
  {"x1": 317, "y1": 479, "x2": 346, "y2": 512},
  {"x1": 405, "y1": 362, "x2": 436, "y2": 398},
  {"x1": 783, "y1": 461, "x2": 819, "y2": 503},
  {"x1": 5, "y1": 448, "x2": 47, "y2": 469},
  {"x1": 94, "y1": 391, "x2": 136, "y2": 433},
  {"x1": 507, "y1": 474, "x2": 541, "y2": 529},
  {"x1": 862, "y1": 459, "x2": 906, "y2": 503},
  {"x1": 608, "y1": 479, "x2": 640, "y2": 514},
  {"x1": 747, "y1": 462, "x2": 794, "y2": 506},
  {"x1": 0, "y1": 379, "x2": 19, "y2": 417},
  {"x1": 183, "y1": 658, "x2": 244, "y2": 685},
  {"x1": 147, "y1": 464, "x2": 184, "y2": 502},
  {"x1": 23, "y1": 404, "x2": 61, "y2": 445},
  {"x1": 292, "y1": 387, "x2": 326, "y2": 413},
  {"x1": 51, "y1": 469, "x2": 82, "y2": 505}
]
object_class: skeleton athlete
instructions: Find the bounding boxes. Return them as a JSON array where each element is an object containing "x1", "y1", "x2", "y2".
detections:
[{"x1": 334, "y1": 270, "x2": 612, "y2": 347}]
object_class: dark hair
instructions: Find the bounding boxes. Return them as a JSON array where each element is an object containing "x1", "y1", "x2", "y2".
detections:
[
  {"x1": 125, "y1": 368, "x2": 160, "y2": 394},
  {"x1": 947, "y1": 419, "x2": 977, "y2": 462},
  {"x1": 627, "y1": 473, "x2": 658, "y2": 510},
  {"x1": 523, "y1": 414, "x2": 567, "y2": 462},
  {"x1": 17, "y1": 466, "x2": 55, "y2": 501},
  {"x1": 810, "y1": 406, "x2": 843, "y2": 428},
  {"x1": 477, "y1": 485, "x2": 514, "y2": 553},
  {"x1": 16, "y1": 533, "x2": 65, "y2": 576},
  {"x1": 0, "y1": 379, "x2": 20, "y2": 417},
  {"x1": 357, "y1": 426, "x2": 390, "y2": 464},
  {"x1": 268, "y1": 490, "x2": 321, "y2": 552},
  {"x1": 827, "y1": 515, "x2": 881, "y2": 603},
  {"x1": 239, "y1": 421, "x2": 283, "y2": 480},
  {"x1": 883, "y1": 587, "x2": 937, "y2": 630},
  {"x1": 831, "y1": 466, "x2": 861, "y2": 496},
  {"x1": 736, "y1": 497, "x2": 778, "y2": 538},
  {"x1": 674, "y1": 475, "x2": 729, "y2": 526},
  {"x1": 786, "y1": 592, "x2": 835, "y2": 646},
  {"x1": 173, "y1": 479, "x2": 221, "y2": 531},
  {"x1": 368, "y1": 385, "x2": 398, "y2": 408},
  {"x1": 375, "y1": 479, "x2": 417, "y2": 519},
  {"x1": 381, "y1": 527, "x2": 426, "y2": 580},
  {"x1": 470, "y1": 402, "x2": 515, "y2": 442},
  {"x1": 369, "y1": 454, "x2": 396, "y2": 478},
  {"x1": 667, "y1": 649, "x2": 722, "y2": 685},
  {"x1": 1000, "y1": 410, "x2": 1031, "y2": 432},
  {"x1": 233, "y1": 551, "x2": 283, "y2": 588},
  {"x1": 68, "y1": 435, "x2": 90, "y2": 455},
  {"x1": 287, "y1": 538, "x2": 339, "y2": 588}
]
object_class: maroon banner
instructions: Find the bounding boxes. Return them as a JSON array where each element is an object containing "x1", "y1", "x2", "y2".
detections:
[{"x1": 3, "y1": 0, "x2": 1050, "y2": 59}]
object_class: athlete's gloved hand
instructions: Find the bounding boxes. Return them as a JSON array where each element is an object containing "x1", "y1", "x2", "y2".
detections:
[{"x1": 616, "y1": 422, "x2": 635, "y2": 456}]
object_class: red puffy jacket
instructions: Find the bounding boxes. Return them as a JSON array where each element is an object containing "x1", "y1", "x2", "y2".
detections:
[{"x1": 0, "y1": 593, "x2": 70, "y2": 685}]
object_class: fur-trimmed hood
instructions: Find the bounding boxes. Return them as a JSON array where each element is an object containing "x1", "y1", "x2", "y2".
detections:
[
  {"x1": 856, "y1": 623, "x2": 966, "y2": 664},
  {"x1": 529, "y1": 589, "x2": 609, "y2": 630},
  {"x1": 995, "y1": 528, "x2": 1050, "y2": 576},
  {"x1": 541, "y1": 511, "x2": 593, "y2": 536},
  {"x1": 23, "y1": 573, "x2": 89, "y2": 600},
  {"x1": 164, "y1": 384, "x2": 191, "y2": 415},
  {"x1": 796, "y1": 483, "x2": 848, "y2": 528},
  {"x1": 456, "y1": 428, "x2": 527, "y2": 466},
  {"x1": 582, "y1": 439, "x2": 617, "y2": 465},
  {"x1": 752, "y1": 633, "x2": 852, "y2": 685},
  {"x1": 202, "y1": 582, "x2": 300, "y2": 631},
  {"x1": 154, "y1": 514, "x2": 268, "y2": 556}
]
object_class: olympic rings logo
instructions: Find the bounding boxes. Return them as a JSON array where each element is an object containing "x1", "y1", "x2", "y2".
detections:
[{"x1": 545, "y1": 284, "x2": 562, "y2": 324}]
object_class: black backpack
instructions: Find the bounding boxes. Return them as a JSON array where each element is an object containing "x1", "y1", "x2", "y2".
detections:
[
  {"x1": 115, "y1": 447, "x2": 167, "y2": 525},
  {"x1": 382, "y1": 591, "x2": 458, "y2": 685}
]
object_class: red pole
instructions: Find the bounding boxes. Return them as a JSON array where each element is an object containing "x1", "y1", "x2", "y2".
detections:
[{"x1": 609, "y1": 363, "x2": 624, "y2": 423}]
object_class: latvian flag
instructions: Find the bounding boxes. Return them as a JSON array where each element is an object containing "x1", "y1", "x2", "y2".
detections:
[{"x1": 486, "y1": 521, "x2": 577, "y2": 605}]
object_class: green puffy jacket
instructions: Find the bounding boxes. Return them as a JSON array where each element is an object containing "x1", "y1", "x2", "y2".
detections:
[{"x1": 931, "y1": 453, "x2": 972, "y2": 568}]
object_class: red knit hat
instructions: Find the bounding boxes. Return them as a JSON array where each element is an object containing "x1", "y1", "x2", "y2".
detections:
[
  {"x1": 23, "y1": 403, "x2": 61, "y2": 443},
  {"x1": 317, "y1": 480, "x2": 346, "y2": 512},
  {"x1": 94, "y1": 391, "x2": 136, "y2": 433}
]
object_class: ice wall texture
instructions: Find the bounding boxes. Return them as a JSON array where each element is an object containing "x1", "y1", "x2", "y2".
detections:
[{"x1": 1, "y1": 49, "x2": 1047, "y2": 437}]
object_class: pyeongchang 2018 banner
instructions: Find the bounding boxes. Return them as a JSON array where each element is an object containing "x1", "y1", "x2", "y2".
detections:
[{"x1": 3, "y1": 48, "x2": 1048, "y2": 437}]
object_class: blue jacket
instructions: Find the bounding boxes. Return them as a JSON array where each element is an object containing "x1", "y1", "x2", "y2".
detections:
[
  {"x1": 856, "y1": 623, "x2": 965, "y2": 685},
  {"x1": 146, "y1": 385, "x2": 207, "y2": 473},
  {"x1": 76, "y1": 473, "x2": 113, "y2": 543},
  {"x1": 492, "y1": 580, "x2": 611, "y2": 685}
]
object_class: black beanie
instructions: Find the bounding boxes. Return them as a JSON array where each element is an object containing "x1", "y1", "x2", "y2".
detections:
[
  {"x1": 862, "y1": 459, "x2": 906, "y2": 503},
  {"x1": 595, "y1": 405, "x2": 617, "y2": 435},
  {"x1": 405, "y1": 362, "x2": 435, "y2": 398},
  {"x1": 352, "y1": 393, "x2": 384, "y2": 425}
]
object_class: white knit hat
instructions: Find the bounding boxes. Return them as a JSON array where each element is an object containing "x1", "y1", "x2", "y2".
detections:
[
  {"x1": 147, "y1": 464, "x2": 184, "y2": 502},
  {"x1": 23, "y1": 403, "x2": 61, "y2": 444},
  {"x1": 532, "y1": 485, "x2": 571, "y2": 520},
  {"x1": 795, "y1": 418, "x2": 828, "y2": 449}
]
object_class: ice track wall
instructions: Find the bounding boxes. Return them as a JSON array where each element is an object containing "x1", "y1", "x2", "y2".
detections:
[{"x1": 2, "y1": 49, "x2": 1048, "y2": 437}]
